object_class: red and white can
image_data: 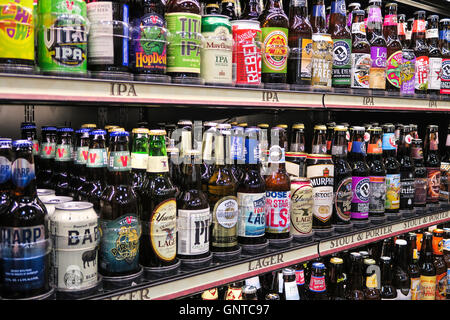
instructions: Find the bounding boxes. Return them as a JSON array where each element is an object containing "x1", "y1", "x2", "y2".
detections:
[{"x1": 231, "y1": 20, "x2": 262, "y2": 87}]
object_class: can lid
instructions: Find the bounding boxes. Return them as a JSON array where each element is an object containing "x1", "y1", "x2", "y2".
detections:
[
  {"x1": 149, "y1": 129, "x2": 167, "y2": 136},
  {"x1": 55, "y1": 201, "x2": 94, "y2": 211},
  {"x1": 290, "y1": 177, "x2": 310, "y2": 183},
  {"x1": 42, "y1": 196, "x2": 73, "y2": 205}
]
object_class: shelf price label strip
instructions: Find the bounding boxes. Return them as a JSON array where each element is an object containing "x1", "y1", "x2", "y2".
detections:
[
  {"x1": 0, "y1": 75, "x2": 323, "y2": 109},
  {"x1": 319, "y1": 210, "x2": 450, "y2": 256},
  {"x1": 101, "y1": 244, "x2": 318, "y2": 300}
]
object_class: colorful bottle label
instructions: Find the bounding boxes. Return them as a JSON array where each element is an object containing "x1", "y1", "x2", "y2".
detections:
[
  {"x1": 383, "y1": 14, "x2": 397, "y2": 26},
  {"x1": 436, "y1": 271, "x2": 446, "y2": 300},
  {"x1": 426, "y1": 167, "x2": 441, "y2": 203},
  {"x1": 420, "y1": 275, "x2": 436, "y2": 300},
  {"x1": 440, "y1": 58, "x2": 450, "y2": 94},
  {"x1": 40, "y1": 142, "x2": 56, "y2": 159},
  {"x1": 351, "y1": 141, "x2": 366, "y2": 155},
  {"x1": 440, "y1": 162, "x2": 450, "y2": 202},
  {"x1": 237, "y1": 192, "x2": 266, "y2": 237},
  {"x1": 291, "y1": 183, "x2": 313, "y2": 235},
  {"x1": 177, "y1": 208, "x2": 210, "y2": 256},
  {"x1": 401, "y1": 54, "x2": 416, "y2": 95},
  {"x1": 334, "y1": 176, "x2": 352, "y2": 222},
  {"x1": 75, "y1": 146, "x2": 89, "y2": 165},
  {"x1": 386, "y1": 51, "x2": 402, "y2": 88},
  {"x1": 295, "y1": 269, "x2": 305, "y2": 285},
  {"x1": 351, "y1": 53, "x2": 371, "y2": 89},
  {"x1": 151, "y1": 198, "x2": 177, "y2": 261},
  {"x1": 309, "y1": 275, "x2": 326, "y2": 292},
  {"x1": 331, "y1": 38, "x2": 352, "y2": 86},
  {"x1": 212, "y1": 196, "x2": 238, "y2": 248},
  {"x1": 261, "y1": 27, "x2": 288, "y2": 75},
  {"x1": 0, "y1": 156, "x2": 12, "y2": 184},
  {"x1": 307, "y1": 164, "x2": 334, "y2": 224},
  {"x1": 415, "y1": 56, "x2": 429, "y2": 91},
  {"x1": 414, "y1": 177, "x2": 428, "y2": 206},
  {"x1": 11, "y1": 158, "x2": 35, "y2": 188},
  {"x1": 108, "y1": 151, "x2": 130, "y2": 171},
  {"x1": 351, "y1": 176, "x2": 369, "y2": 219},
  {"x1": 99, "y1": 214, "x2": 141, "y2": 274},
  {"x1": 311, "y1": 33, "x2": 333, "y2": 87},
  {"x1": 428, "y1": 57, "x2": 442, "y2": 90},
  {"x1": 55, "y1": 144, "x2": 72, "y2": 162},
  {"x1": 86, "y1": 148, "x2": 107, "y2": 168},
  {"x1": 232, "y1": 24, "x2": 262, "y2": 86},
  {"x1": 265, "y1": 191, "x2": 290, "y2": 233},
  {"x1": 369, "y1": 46, "x2": 387, "y2": 89},
  {"x1": 385, "y1": 173, "x2": 400, "y2": 210},
  {"x1": 382, "y1": 133, "x2": 396, "y2": 150},
  {"x1": 369, "y1": 176, "x2": 386, "y2": 214},
  {"x1": 411, "y1": 277, "x2": 420, "y2": 300}
]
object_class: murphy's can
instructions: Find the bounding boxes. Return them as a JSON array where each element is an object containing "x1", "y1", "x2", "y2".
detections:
[
  {"x1": 285, "y1": 152, "x2": 307, "y2": 177},
  {"x1": 306, "y1": 154, "x2": 334, "y2": 229},
  {"x1": 231, "y1": 19, "x2": 262, "y2": 87},
  {"x1": 50, "y1": 201, "x2": 99, "y2": 292},
  {"x1": 290, "y1": 177, "x2": 313, "y2": 237},
  {"x1": 37, "y1": 0, "x2": 88, "y2": 75},
  {"x1": 201, "y1": 15, "x2": 233, "y2": 85}
]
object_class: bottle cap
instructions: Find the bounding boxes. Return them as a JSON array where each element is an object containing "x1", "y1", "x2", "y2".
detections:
[
  {"x1": 132, "y1": 128, "x2": 150, "y2": 134},
  {"x1": 110, "y1": 131, "x2": 130, "y2": 137},
  {"x1": 282, "y1": 268, "x2": 295, "y2": 276},
  {"x1": 12, "y1": 140, "x2": 32, "y2": 148},
  {"x1": 312, "y1": 262, "x2": 325, "y2": 269},
  {"x1": 57, "y1": 127, "x2": 74, "y2": 132},
  {"x1": 242, "y1": 285, "x2": 257, "y2": 294},
  {"x1": 90, "y1": 130, "x2": 107, "y2": 136},
  {"x1": 330, "y1": 257, "x2": 344, "y2": 264}
]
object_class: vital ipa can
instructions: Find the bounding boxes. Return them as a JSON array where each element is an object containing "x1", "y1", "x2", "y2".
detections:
[
  {"x1": 50, "y1": 201, "x2": 99, "y2": 292},
  {"x1": 231, "y1": 19, "x2": 262, "y2": 87},
  {"x1": 37, "y1": 0, "x2": 88, "y2": 75},
  {"x1": 290, "y1": 177, "x2": 313, "y2": 237},
  {"x1": 201, "y1": 15, "x2": 233, "y2": 85}
]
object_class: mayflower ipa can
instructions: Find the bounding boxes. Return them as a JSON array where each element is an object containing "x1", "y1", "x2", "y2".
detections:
[
  {"x1": 290, "y1": 177, "x2": 313, "y2": 237},
  {"x1": 37, "y1": 0, "x2": 88, "y2": 75},
  {"x1": 311, "y1": 33, "x2": 333, "y2": 90},
  {"x1": 231, "y1": 19, "x2": 262, "y2": 87},
  {"x1": 306, "y1": 154, "x2": 334, "y2": 230},
  {"x1": 50, "y1": 201, "x2": 99, "y2": 292}
]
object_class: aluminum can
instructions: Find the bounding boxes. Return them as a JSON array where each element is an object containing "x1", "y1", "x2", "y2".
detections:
[{"x1": 290, "y1": 177, "x2": 313, "y2": 236}]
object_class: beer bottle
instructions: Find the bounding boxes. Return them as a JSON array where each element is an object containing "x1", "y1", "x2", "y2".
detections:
[
  {"x1": 325, "y1": 122, "x2": 336, "y2": 153},
  {"x1": 201, "y1": 124, "x2": 216, "y2": 193},
  {"x1": 205, "y1": 0, "x2": 220, "y2": 15},
  {"x1": 131, "y1": 128, "x2": 150, "y2": 197},
  {"x1": 20, "y1": 122, "x2": 40, "y2": 170},
  {"x1": 167, "y1": 138, "x2": 181, "y2": 197},
  {"x1": 287, "y1": 0, "x2": 312, "y2": 88},
  {"x1": 242, "y1": 285, "x2": 258, "y2": 300},
  {"x1": 259, "y1": 0, "x2": 289, "y2": 86},
  {"x1": 289, "y1": 123, "x2": 305, "y2": 152},
  {"x1": 398, "y1": 14, "x2": 407, "y2": 48},
  {"x1": 363, "y1": 258, "x2": 381, "y2": 300},
  {"x1": 79, "y1": 130, "x2": 107, "y2": 213},
  {"x1": 311, "y1": 124, "x2": 327, "y2": 154},
  {"x1": 329, "y1": 0, "x2": 352, "y2": 89},
  {"x1": 245, "y1": 276, "x2": 264, "y2": 300},
  {"x1": 37, "y1": 126, "x2": 57, "y2": 189},
  {"x1": 411, "y1": 139, "x2": 427, "y2": 209},
  {"x1": 293, "y1": 263, "x2": 308, "y2": 299},
  {"x1": 350, "y1": 9, "x2": 371, "y2": 90},
  {"x1": 427, "y1": 15, "x2": 442, "y2": 96},
  {"x1": 237, "y1": 128, "x2": 266, "y2": 245},
  {"x1": 424, "y1": 125, "x2": 441, "y2": 205},
  {"x1": 397, "y1": 125, "x2": 415, "y2": 213},
  {"x1": 221, "y1": 0, "x2": 237, "y2": 19},
  {"x1": 379, "y1": 256, "x2": 397, "y2": 299},
  {"x1": 367, "y1": 0, "x2": 387, "y2": 91},
  {"x1": 230, "y1": 125, "x2": 245, "y2": 184},
  {"x1": 440, "y1": 126, "x2": 450, "y2": 203},
  {"x1": 311, "y1": 0, "x2": 327, "y2": 34},
  {"x1": 344, "y1": 253, "x2": 365, "y2": 300},
  {"x1": 282, "y1": 268, "x2": 299, "y2": 300},
  {"x1": 0, "y1": 139, "x2": 12, "y2": 210},
  {"x1": 332, "y1": 126, "x2": 352, "y2": 226},
  {"x1": 0, "y1": 140, "x2": 50, "y2": 299},
  {"x1": 140, "y1": 130, "x2": 177, "y2": 267},
  {"x1": 392, "y1": 239, "x2": 411, "y2": 299},
  {"x1": 177, "y1": 150, "x2": 210, "y2": 260},
  {"x1": 224, "y1": 281, "x2": 243, "y2": 300},
  {"x1": 366, "y1": 127, "x2": 386, "y2": 217},
  {"x1": 419, "y1": 232, "x2": 437, "y2": 300},
  {"x1": 406, "y1": 17, "x2": 414, "y2": 49},
  {"x1": 50, "y1": 127, "x2": 74, "y2": 196},
  {"x1": 411, "y1": 11, "x2": 429, "y2": 95},
  {"x1": 347, "y1": 2, "x2": 360, "y2": 28},
  {"x1": 432, "y1": 229, "x2": 447, "y2": 299},
  {"x1": 406, "y1": 232, "x2": 421, "y2": 300},
  {"x1": 443, "y1": 229, "x2": 450, "y2": 299},
  {"x1": 348, "y1": 127, "x2": 370, "y2": 222},
  {"x1": 328, "y1": 257, "x2": 345, "y2": 300},
  {"x1": 241, "y1": 0, "x2": 261, "y2": 20},
  {"x1": 441, "y1": 20, "x2": 450, "y2": 95},
  {"x1": 258, "y1": 124, "x2": 270, "y2": 178},
  {"x1": 165, "y1": 0, "x2": 202, "y2": 83},
  {"x1": 308, "y1": 262, "x2": 328, "y2": 300},
  {"x1": 70, "y1": 128, "x2": 91, "y2": 199},
  {"x1": 383, "y1": 3, "x2": 402, "y2": 93},
  {"x1": 265, "y1": 127, "x2": 291, "y2": 239},
  {"x1": 208, "y1": 129, "x2": 239, "y2": 252},
  {"x1": 99, "y1": 131, "x2": 141, "y2": 277},
  {"x1": 383, "y1": 124, "x2": 401, "y2": 214}
]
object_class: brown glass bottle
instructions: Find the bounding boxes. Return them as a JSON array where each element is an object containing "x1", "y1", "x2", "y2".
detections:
[
  {"x1": 241, "y1": 0, "x2": 262, "y2": 20},
  {"x1": 367, "y1": 0, "x2": 387, "y2": 91},
  {"x1": 259, "y1": 0, "x2": 289, "y2": 85},
  {"x1": 424, "y1": 125, "x2": 441, "y2": 205},
  {"x1": 204, "y1": 0, "x2": 220, "y2": 15},
  {"x1": 427, "y1": 15, "x2": 442, "y2": 96},
  {"x1": 289, "y1": 123, "x2": 305, "y2": 152},
  {"x1": 350, "y1": 9, "x2": 371, "y2": 90},
  {"x1": 344, "y1": 253, "x2": 365, "y2": 300},
  {"x1": 50, "y1": 127, "x2": 74, "y2": 196},
  {"x1": 221, "y1": 0, "x2": 237, "y2": 19},
  {"x1": 419, "y1": 232, "x2": 437, "y2": 300},
  {"x1": 311, "y1": 124, "x2": 328, "y2": 154},
  {"x1": 287, "y1": 0, "x2": 312, "y2": 87},
  {"x1": 432, "y1": 229, "x2": 447, "y2": 300},
  {"x1": 384, "y1": 3, "x2": 402, "y2": 93},
  {"x1": 397, "y1": 14, "x2": 407, "y2": 48},
  {"x1": 411, "y1": 11, "x2": 429, "y2": 95},
  {"x1": 363, "y1": 258, "x2": 381, "y2": 300},
  {"x1": 405, "y1": 232, "x2": 421, "y2": 300},
  {"x1": 311, "y1": 0, "x2": 327, "y2": 34}
]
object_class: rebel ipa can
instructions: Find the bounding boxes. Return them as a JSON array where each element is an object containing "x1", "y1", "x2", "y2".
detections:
[
  {"x1": 50, "y1": 201, "x2": 99, "y2": 292},
  {"x1": 290, "y1": 177, "x2": 313, "y2": 237}
]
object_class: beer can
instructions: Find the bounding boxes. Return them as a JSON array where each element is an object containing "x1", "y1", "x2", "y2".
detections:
[
  {"x1": 290, "y1": 177, "x2": 313, "y2": 236},
  {"x1": 50, "y1": 201, "x2": 99, "y2": 292},
  {"x1": 42, "y1": 195, "x2": 73, "y2": 222},
  {"x1": 311, "y1": 33, "x2": 333, "y2": 89},
  {"x1": 231, "y1": 19, "x2": 262, "y2": 87},
  {"x1": 285, "y1": 152, "x2": 307, "y2": 177},
  {"x1": 37, "y1": 188, "x2": 56, "y2": 199},
  {"x1": 37, "y1": 0, "x2": 88, "y2": 75},
  {"x1": 201, "y1": 15, "x2": 233, "y2": 85}
]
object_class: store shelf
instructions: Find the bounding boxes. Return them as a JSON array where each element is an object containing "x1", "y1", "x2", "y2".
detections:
[
  {"x1": 396, "y1": 0, "x2": 450, "y2": 16},
  {"x1": 87, "y1": 207, "x2": 450, "y2": 301}
]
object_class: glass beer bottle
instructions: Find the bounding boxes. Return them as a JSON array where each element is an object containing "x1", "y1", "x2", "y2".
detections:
[
  {"x1": 383, "y1": 124, "x2": 401, "y2": 215},
  {"x1": 424, "y1": 125, "x2": 441, "y2": 205},
  {"x1": 350, "y1": 9, "x2": 371, "y2": 91},
  {"x1": 427, "y1": 15, "x2": 442, "y2": 96},
  {"x1": 411, "y1": 11, "x2": 429, "y2": 95},
  {"x1": 367, "y1": 0, "x2": 387, "y2": 91},
  {"x1": 383, "y1": 3, "x2": 402, "y2": 93},
  {"x1": 50, "y1": 127, "x2": 74, "y2": 196}
]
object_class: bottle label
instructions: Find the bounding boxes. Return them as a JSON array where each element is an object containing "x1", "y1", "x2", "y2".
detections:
[
  {"x1": 11, "y1": 158, "x2": 35, "y2": 188},
  {"x1": 290, "y1": 184, "x2": 313, "y2": 234},
  {"x1": 426, "y1": 167, "x2": 441, "y2": 202},
  {"x1": 351, "y1": 53, "x2": 371, "y2": 89},
  {"x1": 311, "y1": 34, "x2": 333, "y2": 87},
  {"x1": 351, "y1": 176, "x2": 369, "y2": 219},
  {"x1": 212, "y1": 196, "x2": 238, "y2": 248},
  {"x1": 108, "y1": 151, "x2": 131, "y2": 172},
  {"x1": 386, "y1": 51, "x2": 402, "y2": 88},
  {"x1": 268, "y1": 145, "x2": 285, "y2": 164},
  {"x1": 367, "y1": 140, "x2": 383, "y2": 154},
  {"x1": 415, "y1": 56, "x2": 429, "y2": 91},
  {"x1": 147, "y1": 155, "x2": 169, "y2": 173},
  {"x1": 130, "y1": 13, "x2": 167, "y2": 73},
  {"x1": 411, "y1": 277, "x2": 420, "y2": 300},
  {"x1": 0, "y1": 156, "x2": 12, "y2": 184},
  {"x1": 351, "y1": 141, "x2": 366, "y2": 155},
  {"x1": 309, "y1": 275, "x2": 326, "y2": 292},
  {"x1": 436, "y1": 271, "x2": 446, "y2": 300},
  {"x1": 428, "y1": 57, "x2": 442, "y2": 90},
  {"x1": 383, "y1": 14, "x2": 397, "y2": 26},
  {"x1": 131, "y1": 152, "x2": 148, "y2": 170},
  {"x1": 440, "y1": 58, "x2": 450, "y2": 94},
  {"x1": 86, "y1": 148, "x2": 107, "y2": 168},
  {"x1": 87, "y1": 1, "x2": 114, "y2": 65},
  {"x1": 401, "y1": 54, "x2": 416, "y2": 95},
  {"x1": 261, "y1": 27, "x2": 288, "y2": 74},
  {"x1": 420, "y1": 275, "x2": 436, "y2": 300},
  {"x1": 245, "y1": 276, "x2": 261, "y2": 289},
  {"x1": 177, "y1": 208, "x2": 210, "y2": 256},
  {"x1": 32, "y1": 140, "x2": 39, "y2": 156},
  {"x1": 291, "y1": 38, "x2": 313, "y2": 82},
  {"x1": 413, "y1": 20, "x2": 426, "y2": 33},
  {"x1": 237, "y1": 192, "x2": 266, "y2": 237},
  {"x1": 369, "y1": 176, "x2": 386, "y2": 214},
  {"x1": 382, "y1": 133, "x2": 396, "y2": 150},
  {"x1": 367, "y1": 6, "x2": 382, "y2": 24},
  {"x1": 400, "y1": 178, "x2": 415, "y2": 209},
  {"x1": 40, "y1": 142, "x2": 57, "y2": 159},
  {"x1": 265, "y1": 191, "x2": 290, "y2": 233},
  {"x1": 0, "y1": 225, "x2": 47, "y2": 292},
  {"x1": 307, "y1": 164, "x2": 334, "y2": 224},
  {"x1": 369, "y1": 46, "x2": 387, "y2": 89},
  {"x1": 150, "y1": 199, "x2": 177, "y2": 261},
  {"x1": 332, "y1": 39, "x2": 352, "y2": 86},
  {"x1": 75, "y1": 146, "x2": 89, "y2": 165},
  {"x1": 284, "y1": 281, "x2": 300, "y2": 300},
  {"x1": 55, "y1": 144, "x2": 73, "y2": 162},
  {"x1": 398, "y1": 22, "x2": 406, "y2": 36},
  {"x1": 166, "y1": 12, "x2": 201, "y2": 74},
  {"x1": 426, "y1": 28, "x2": 439, "y2": 40},
  {"x1": 295, "y1": 269, "x2": 305, "y2": 285},
  {"x1": 351, "y1": 22, "x2": 366, "y2": 35},
  {"x1": 414, "y1": 177, "x2": 428, "y2": 206},
  {"x1": 334, "y1": 176, "x2": 352, "y2": 222},
  {"x1": 312, "y1": 144, "x2": 327, "y2": 155},
  {"x1": 440, "y1": 162, "x2": 450, "y2": 202},
  {"x1": 366, "y1": 273, "x2": 378, "y2": 288},
  {"x1": 385, "y1": 173, "x2": 401, "y2": 210}
]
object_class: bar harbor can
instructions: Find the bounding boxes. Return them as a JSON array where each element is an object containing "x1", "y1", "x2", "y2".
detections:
[
  {"x1": 50, "y1": 201, "x2": 99, "y2": 292},
  {"x1": 290, "y1": 177, "x2": 313, "y2": 237}
]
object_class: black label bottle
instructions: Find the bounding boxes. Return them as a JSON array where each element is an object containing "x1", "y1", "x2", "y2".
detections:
[
  {"x1": 398, "y1": 125, "x2": 415, "y2": 213},
  {"x1": 367, "y1": 127, "x2": 386, "y2": 217}
]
